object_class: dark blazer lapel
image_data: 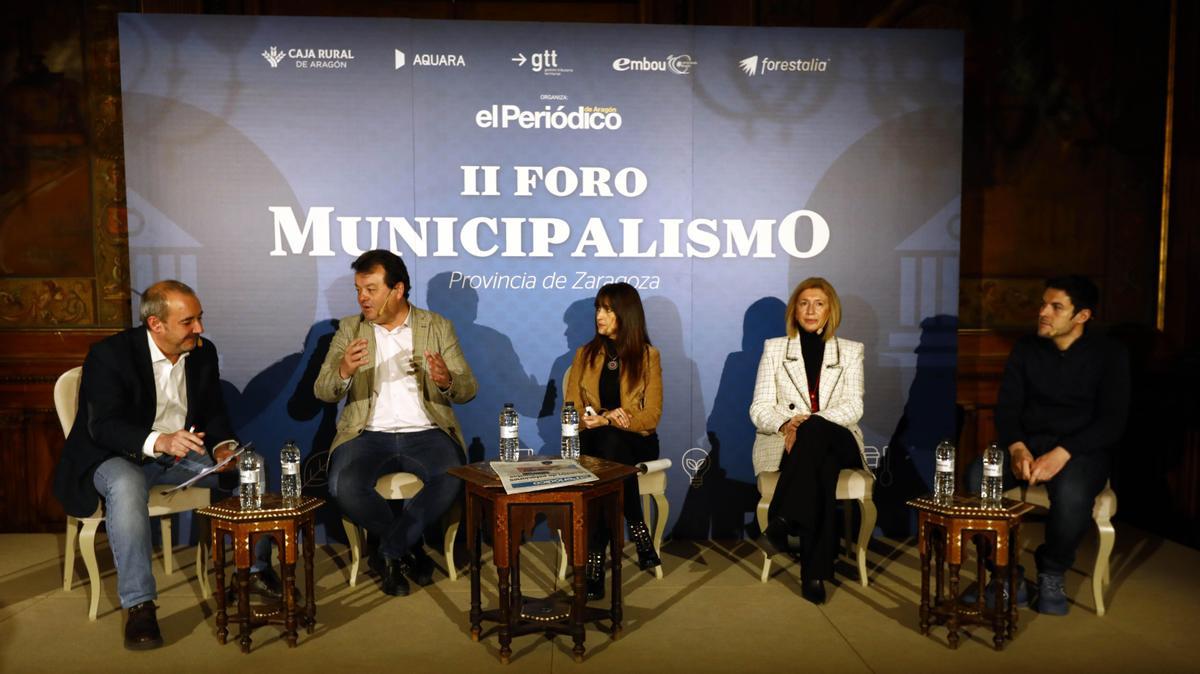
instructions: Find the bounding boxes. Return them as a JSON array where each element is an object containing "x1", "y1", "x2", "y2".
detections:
[
  {"x1": 782, "y1": 338, "x2": 811, "y2": 411},
  {"x1": 183, "y1": 348, "x2": 201, "y2": 428},
  {"x1": 133, "y1": 329, "x2": 158, "y2": 421}
]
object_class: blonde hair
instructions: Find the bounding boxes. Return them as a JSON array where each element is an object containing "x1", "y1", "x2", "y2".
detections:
[{"x1": 785, "y1": 277, "x2": 841, "y2": 341}]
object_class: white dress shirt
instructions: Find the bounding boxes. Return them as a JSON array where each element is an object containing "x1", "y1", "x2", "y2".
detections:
[
  {"x1": 364, "y1": 311, "x2": 436, "y2": 432},
  {"x1": 141, "y1": 330, "x2": 189, "y2": 457}
]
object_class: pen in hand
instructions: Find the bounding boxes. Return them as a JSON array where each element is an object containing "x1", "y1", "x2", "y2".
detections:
[{"x1": 175, "y1": 425, "x2": 198, "y2": 463}]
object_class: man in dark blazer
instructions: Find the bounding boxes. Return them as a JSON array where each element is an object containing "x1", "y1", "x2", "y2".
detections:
[{"x1": 52, "y1": 280, "x2": 274, "y2": 649}]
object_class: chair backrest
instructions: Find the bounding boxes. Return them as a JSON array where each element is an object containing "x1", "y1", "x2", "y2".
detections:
[{"x1": 53, "y1": 367, "x2": 83, "y2": 436}]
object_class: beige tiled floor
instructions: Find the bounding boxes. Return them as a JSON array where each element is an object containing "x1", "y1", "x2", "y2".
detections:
[{"x1": 0, "y1": 523, "x2": 1195, "y2": 673}]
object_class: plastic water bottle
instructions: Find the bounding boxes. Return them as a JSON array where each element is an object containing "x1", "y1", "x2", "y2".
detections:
[
  {"x1": 980, "y1": 442, "x2": 1004, "y2": 507},
  {"x1": 560, "y1": 402, "x2": 580, "y2": 460},
  {"x1": 499, "y1": 402, "x2": 520, "y2": 461},
  {"x1": 239, "y1": 447, "x2": 263, "y2": 510},
  {"x1": 280, "y1": 440, "x2": 302, "y2": 504},
  {"x1": 934, "y1": 439, "x2": 956, "y2": 502}
]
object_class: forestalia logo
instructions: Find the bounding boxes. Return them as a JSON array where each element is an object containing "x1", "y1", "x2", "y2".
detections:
[{"x1": 739, "y1": 55, "x2": 759, "y2": 76}]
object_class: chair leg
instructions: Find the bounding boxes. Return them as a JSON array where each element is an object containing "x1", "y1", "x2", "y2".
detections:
[
  {"x1": 160, "y1": 516, "x2": 174, "y2": 575},
  {"x1": 79, "y1": 519, "x2": 103, "y2": 620},
  {"x1": 843, "y1": 502, "x2": 854, "y2": 559},
  {"x1": 1094, "y1": 517, "x2": 1115, "y2": 617},
  {"x1": 64, "y1": 517, "x2": 79, "y2": 591},
  {"x1": 557, "y1": 530, "x2": 568, "y2": 581},
  {"x1": 650, "y1": 493, "x2": 667, "y2": 580},
  {"x1": 855, "y1": 497, "x2": 876, "y2": 588},
  {"x1": 756, "y1": 504, "x2": 771, "y2": 583},
  {"x1": 444, "y1": 520, "x2": 459, "y2": 582},
  {"x1": 342, "y1": 518, "x2": 362, "y2": 588},
  {"x1": 195, "y1": 516, "x2": 211, "y2": 599}
]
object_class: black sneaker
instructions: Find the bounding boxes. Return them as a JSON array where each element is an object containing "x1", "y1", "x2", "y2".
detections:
[
  {"x1": 124, "y1": 601, "x2": 164, "y2": 650},
  {"x1": 369, "y1": 549, "x2": 411, "y2": 597}
]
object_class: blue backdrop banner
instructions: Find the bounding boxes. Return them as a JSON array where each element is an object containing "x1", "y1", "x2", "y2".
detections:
[{"x1": 119, "y1": 15, "x2": 962, "y2": 539}]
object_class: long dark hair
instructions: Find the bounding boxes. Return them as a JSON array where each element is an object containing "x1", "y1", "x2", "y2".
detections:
[{"x1": 582, "y1": 282, "x2": 652, "y2": 386}]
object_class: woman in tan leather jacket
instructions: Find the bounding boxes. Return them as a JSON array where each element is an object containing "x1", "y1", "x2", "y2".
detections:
[{"x1": 564, "y1": 282, "x2": 663, "y2": 599}]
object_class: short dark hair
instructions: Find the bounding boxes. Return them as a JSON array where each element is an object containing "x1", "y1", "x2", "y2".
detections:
[
  {"x1": 140, "y1": 280, "x2": 197, "y2": 325},
  {"x1": 1045, "y1": 275, "x2": 1099, "y2": 317},
  {"x1": 351, "y1": 249, "x2": 411, "y2": 299}
]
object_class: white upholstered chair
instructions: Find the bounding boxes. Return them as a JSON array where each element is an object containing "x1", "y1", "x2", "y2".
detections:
[
  {"x1": 56, "y1": 367, "x2": 212, "y2": 620},
  {"x1": 1005, "y1": 481, "x2": 1117, "y2": 616},
  {"x1": 341, "y1": 472, "x2": 461, "y2": 585},
  {"x1": 756, "y1": 468, "x2": 876, "y2": 586}
]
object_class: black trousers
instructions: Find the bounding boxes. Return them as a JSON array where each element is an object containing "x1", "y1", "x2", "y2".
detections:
[
  {"x1": 581, "y1": 425, "x2": 659, "y2": 549},
  {"x1": 966, "y1": 448, "x2": 1110, "y2": 576},
  {"x1": 767, "y1": 415, "x2": 862, "y2": 581}
]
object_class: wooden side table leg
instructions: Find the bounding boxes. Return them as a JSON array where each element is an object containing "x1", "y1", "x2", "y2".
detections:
[
  {"x1": 214, "y1": 529, "x2": 228, "y2": 645},
  {"x1": 510, "y1": 522, "x2": 523, "y2": 627},
  {"x1": 284, "y1": 560, "x2": 298, "y2": 647},
  {"x1": 993, "y1": 561, "x2": 1008, "y2": 650},
  {"x1": 609, "y1": 491, "x2": 624, "y2": 641},
  {"x1": 1009, "y1": 525, "x2": 1020, "y2": 640},
  {"x1": 947, "y1": 561, "x2": 961, "y2": 650},
  {"x1": 304, "y1": 520, "x2": 316, "y2": 634},
  {"x1": 468, "y1": 496, "x2": 482, "y2": 642},
  {"x1": 498, "y1": 565, "x2": 512, "y2": 664},
  {"x1": 237, "y1": 565, "x2": 252, "y2": 653},
  {"x1": 934, "y1": 528, "x2": 945, "y2": 605},
  {"x1": 918, "y1": 521, "x2": 931, "y2": 635}
]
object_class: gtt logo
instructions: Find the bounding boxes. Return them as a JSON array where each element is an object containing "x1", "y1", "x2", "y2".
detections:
[{"x1": 512, "y1": 49, "x2": 558, "y2": 72}]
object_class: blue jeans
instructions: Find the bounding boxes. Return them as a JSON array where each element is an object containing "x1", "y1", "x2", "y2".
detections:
[
  {"x1": 328, "y1": 430, "x2": 463, "y2": 560},
  {"x1": 965, "y1": 449, "x2": 1110, "y2": 576},
  {"x1": 92, "y1": 453, "x2": 271, "y2": 608}
]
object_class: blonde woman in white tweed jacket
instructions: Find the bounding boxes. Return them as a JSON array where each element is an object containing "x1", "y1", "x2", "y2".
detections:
[{"x1": 749, "y1": 277, "x2": 865, "y2": 604}]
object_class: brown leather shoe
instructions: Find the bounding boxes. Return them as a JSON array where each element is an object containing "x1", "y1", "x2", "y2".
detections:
[{"x1": 124, "y1": 601, "x2": 164, "y2": 650}]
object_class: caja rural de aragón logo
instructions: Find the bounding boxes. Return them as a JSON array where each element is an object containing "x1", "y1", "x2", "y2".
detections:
[{"x1": 261, "y1": 45, "x2": 357, "y2": 69}]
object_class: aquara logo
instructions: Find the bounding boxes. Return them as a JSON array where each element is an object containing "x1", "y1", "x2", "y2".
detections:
[
  {"x1": 611, "y1": 54, "x2": 696, "y2": 75},
  {"x1": 393, "y1": 49, "x2": 466, "y2": 69},
  {"x1": 738, "y1": 54, "x2": 829, "y2": 76}
]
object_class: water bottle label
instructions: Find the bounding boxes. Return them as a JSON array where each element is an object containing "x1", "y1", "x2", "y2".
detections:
[
  {"x1": 500, "y1": 427, "x2": 518, "y2": 439},
  {"x1": 282, "y1": 462, "x2": 299, "y2": 476},
  {"x1": 561, "y1": 423, "x2": 578, "y2": 437},
  {"x1": 935, "y1": 458, "x2": 953, "y2": 472},
  {"x1": 240, "y1": 469, "x2": 259, "y2": 484},
  {"x1": 983, "y1": 464, "x2": 1002, "y2": 478}
]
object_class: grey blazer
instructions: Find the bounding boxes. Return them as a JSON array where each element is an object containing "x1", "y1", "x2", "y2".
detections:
[{"x1": 314, "y1": 307, "x2": 477, "y2": 456}]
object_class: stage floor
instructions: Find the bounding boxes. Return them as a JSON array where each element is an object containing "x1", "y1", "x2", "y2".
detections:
[{"x1": 0, "y1": 522, "x2": 1194, "y2": 673}]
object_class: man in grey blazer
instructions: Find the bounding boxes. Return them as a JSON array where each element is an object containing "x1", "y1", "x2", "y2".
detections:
[{"x1": 315, "y1": 250, "x2": 477, "y2": 596}]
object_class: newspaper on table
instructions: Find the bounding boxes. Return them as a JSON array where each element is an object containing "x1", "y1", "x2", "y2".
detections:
[{"x1": 489, "y1": 459, "x2": 599, "y2": 495}]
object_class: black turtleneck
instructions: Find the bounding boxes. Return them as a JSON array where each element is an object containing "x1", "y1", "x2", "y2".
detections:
[{"x1": 799, "y1": 329, "x2": 824, "y2": 402}]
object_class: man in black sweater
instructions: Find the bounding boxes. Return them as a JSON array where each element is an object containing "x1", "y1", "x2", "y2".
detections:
[{"x1": 968, "y1": 275, "x2": 1129, "y2": 615}]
